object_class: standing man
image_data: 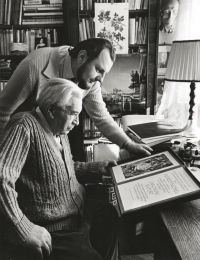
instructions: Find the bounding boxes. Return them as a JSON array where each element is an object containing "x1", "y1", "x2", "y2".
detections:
[{"x1": 0, "y1": 38, "x2": 152, "y2": 156}]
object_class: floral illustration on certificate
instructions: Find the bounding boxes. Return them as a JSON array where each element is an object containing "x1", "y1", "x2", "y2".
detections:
[
  {"x1": 112, "y1": 150, "x2": 180, "y2": 184},
  {"x1": 95, "y1": 3, "x2": 129, "y2": 54},
  {"x1": 121, "y1": 153, "x2": 173, "y2": 179}
]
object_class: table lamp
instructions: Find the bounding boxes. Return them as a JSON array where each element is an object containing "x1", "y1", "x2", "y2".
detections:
[{"x1": 165, "y1": 40, "x2": 200, "y2": 138}]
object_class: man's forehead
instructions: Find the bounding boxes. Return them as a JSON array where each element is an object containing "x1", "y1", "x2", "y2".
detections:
[
  {"x1": 70, "y1": 98, "x2": 82, "y2": 111},
  {"x1": 162, "y1": 0, "x2": 179, "y2": 9},
  {"x1": 97, "y1": 49, "x2": 113, "y2": 71}
]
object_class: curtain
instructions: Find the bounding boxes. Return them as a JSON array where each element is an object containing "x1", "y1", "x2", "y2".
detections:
[{"x1": 156, "y1": 0, "x2": 200, "y2": 128}]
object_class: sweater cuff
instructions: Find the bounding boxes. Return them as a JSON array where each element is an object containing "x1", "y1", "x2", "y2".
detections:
[
  {"x1": 6, "y1": 215, "x2": 34, "y2": 244},
  {"x1": 121, "y1": 140, "x2": 132, "y2": 149},
  {"x1": 89, "y1": 161, "x2": 100, "y2": 173}
]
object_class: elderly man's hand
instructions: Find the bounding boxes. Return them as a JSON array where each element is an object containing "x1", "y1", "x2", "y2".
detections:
[
  {"x1": 22, "y1": 225, "x2": 52, "y2": 260},
  {"x1": 98, "y1": 160, "x2": 118, "y2": 176},
  {"x1": 124, "y1": 141, "x2": 153, "y2": 156}
]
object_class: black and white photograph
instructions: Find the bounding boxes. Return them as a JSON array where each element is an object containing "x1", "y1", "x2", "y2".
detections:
[{"x1": 35, "y1": 37, "x2": 47, "y2": 49}]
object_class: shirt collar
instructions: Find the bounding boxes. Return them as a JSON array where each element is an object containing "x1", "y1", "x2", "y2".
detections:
[
  {"x1": 63, "y1": 54, "x2": 74, "y2": 79},
  {"x1": 36, "y1": 107, "x2": 53, "y2": 136},
  {"x1": 36, "y1": 107, "x2": 63, "y2": 151},
  {"x1": 43, "y1": 46, "x2": 74, "y2": 79}
]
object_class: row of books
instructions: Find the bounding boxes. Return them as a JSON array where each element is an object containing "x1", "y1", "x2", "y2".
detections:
[
  {"x1": 79, "y1": 17, "x2": 148, "y2": 44},
  {"x1": 79, "y1": 17, "x2": 95, "y2": 41},
  {"x1": 0, "y1": 80, "x2": 7, "y2": 91},
  {"x1": 22, "y1": 1, "x2": 64, "y2": 25},
  {"x1": 0, "y1": 60, "x2": 11, "y2": 80},
  {"x1": 83, "y1": 113, "x2": 101, "y2": 138},
  {"x1": 79, "y1": 0, "x2": 148, "y2": 10},
  {"x1": 84, "y1": 145, "x2": 94, "y2": 162},
  {"x1": 24, "y1": 0, "x2": 62, "y2": 4},
  {"x1": 138, "y1": 53, "x2": 147, "y2": 77},
  {"x1": 129, "y1": 16, "x2": 148, "y2": 45},
  {"x1": 83, "y1": 113, "x2": 121, "y2": 139},
  {"x1": 0, "y1": 0, "x2": 21, "y2": 25},
  {"x1": 0, "y1": 0, "x2": 63, "y2": 25},
  {"x1": 0, "y1": 28, "x2": 60, "y2": 55}
]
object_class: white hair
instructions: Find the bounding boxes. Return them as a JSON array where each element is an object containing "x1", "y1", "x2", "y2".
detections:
[{"x1": 38, "y1": 78, "x2": 82, "y2": 110}]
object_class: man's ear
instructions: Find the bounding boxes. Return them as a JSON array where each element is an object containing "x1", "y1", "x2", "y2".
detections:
[
  {"x1": 48, "y1": 105, "x2": 55, "y2": 119},
  {"x1": 77, "y1": 50, "x2": 88, "y2": 65}
]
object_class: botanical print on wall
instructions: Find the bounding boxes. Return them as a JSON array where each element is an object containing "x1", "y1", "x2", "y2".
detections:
[{"x1": 95, "y1": 3, "x2": 129, "y2": 54}]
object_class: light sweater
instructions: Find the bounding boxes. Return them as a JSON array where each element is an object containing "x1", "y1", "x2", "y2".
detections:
[
  {"x1": 0, "y1": 111, "x2": 103, "y2": 257},
  {"x1": 0, "y1": 46, "x2": 130, "y2": 147}
]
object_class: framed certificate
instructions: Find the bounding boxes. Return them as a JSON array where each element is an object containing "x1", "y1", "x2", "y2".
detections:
[{"x1": 110, "y1": 147, "x2": 200, "y2": 217}]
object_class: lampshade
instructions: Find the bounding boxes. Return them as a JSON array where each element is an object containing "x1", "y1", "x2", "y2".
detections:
[
  {"x1": 165, "y1": 40, "x2": 200, "y2": 82},
  {"x1": 164, "y1": 40, "x2": 200, "y2": 138}
]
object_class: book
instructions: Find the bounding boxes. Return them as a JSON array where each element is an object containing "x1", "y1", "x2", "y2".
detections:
[
  {"x1": 0, "y1": 0, "x2": 5, "y2": 24},
  {"x1": 24, "y1": 0, "x2": 63, "y2": 3},
  {"x1": 23, "y1": 6, "x2": 63, "y2": 11},
  {"x1": 23, "y1": 12, "x2": 63, "y2": 15},
  {"x1": 42, "y1": 0, "x2": 63, "y2": 3},
  {"x1": 127, "y1": 120, "x2": 182, "y2": 141},
  {"x1": 110, "y1": 147, "x2": 200, "y2": 217},
  {"x1": 129, "y1": 18, "x2": 136, "y2": 44},
  {"x1": 125, "y1": 130, "x2": 181, "y2": 148},
  {"x1": 24, "y1": 0, "x2": 42, "y2": 4},
  {"x1": 22, "y1": 20, "x2": 63, "y2": 24},
  {"x1": 22, "y1": 18, "x2": 63, "y2": 22},
  {"x1": 22, "y1": 15, "x2": 63, "y2": 19},
  {"x1": 23, "y1": 4, "x2": 62, "y2": 7}
]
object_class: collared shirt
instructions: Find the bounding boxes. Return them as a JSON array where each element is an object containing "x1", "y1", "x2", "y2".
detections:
[
  {"x1": 35, "y1": 107, "x2": 62, "y2": 151},
  {"x1": 43, "y1": 46, "x2": 74, "y2": 80},
  {"x1": 0, "y1": 45, "x2": 131, "y2": 148}
]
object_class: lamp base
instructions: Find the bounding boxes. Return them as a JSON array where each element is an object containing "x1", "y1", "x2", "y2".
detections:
[{"x1": 182, "y1": 120, "x2": 200, "y2": 138}]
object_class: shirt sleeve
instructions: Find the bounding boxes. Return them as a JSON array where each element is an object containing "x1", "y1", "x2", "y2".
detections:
[
  {"x1": 0, "y1": 122, "x2": 34, "y2": 244},
  {"x1": 0, "y1": 59, "x2": 36, "y2": 140},
  {"x1": 83, "y1": 82, "x2": 131, "y2": 148}
]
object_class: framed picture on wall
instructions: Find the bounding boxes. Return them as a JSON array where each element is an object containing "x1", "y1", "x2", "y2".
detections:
[{"x1": 158, "y1": 45, "x2": 171, "y2": 75}]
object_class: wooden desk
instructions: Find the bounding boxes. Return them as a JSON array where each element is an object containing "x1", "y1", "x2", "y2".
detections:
[{"x1": 160, "y1": 199, "x2": 200, "y2": 260}]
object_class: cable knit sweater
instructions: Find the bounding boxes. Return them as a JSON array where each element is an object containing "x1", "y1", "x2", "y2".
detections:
[
  {"x1": 0, "y1": 46, "x2": 130, "y2": 146},
  {"x1": 0, "y1": 111, "x2": 103, "y2": 258}
]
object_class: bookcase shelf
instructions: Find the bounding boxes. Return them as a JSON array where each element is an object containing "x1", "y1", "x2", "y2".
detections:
[
  {"x1": 129, "y1": 9, "x2": 148, "y2": 16},
  {"x1": 79, "y1": 9, "x2": 148, "y2": 17},
  {"x1": 0, "y1": 24, "x2": 63, "y2": 29}
]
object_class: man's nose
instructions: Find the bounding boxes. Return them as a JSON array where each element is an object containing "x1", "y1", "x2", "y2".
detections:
[
  {"x1": 168, "y1": 11, "x2": 172, "y2": 18},
  {"x1": 74, "y1": 115, "x2": 79, "y2": 126},
  {"x1": 95, "y1": 76, "x2": 102, "y2": 84},
  {"x1": 95, "y1": 74, "x2": 105, "y2": 84}
]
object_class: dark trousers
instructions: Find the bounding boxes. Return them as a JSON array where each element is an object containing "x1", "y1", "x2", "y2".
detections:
[
  {"x1": 51, "y1": 198, "x2": 119, "y2": 260},
  {"x1": 4, "y1": 198, "x2": 118, "y2": 260}
]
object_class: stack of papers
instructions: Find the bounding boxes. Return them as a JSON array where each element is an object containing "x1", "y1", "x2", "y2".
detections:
[{"x1": 127, "y1": 120, "x2": 183, "y2": 147}]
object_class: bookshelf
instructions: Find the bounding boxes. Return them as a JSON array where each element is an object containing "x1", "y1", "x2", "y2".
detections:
[
  {"x1": 0, "y1": 0, "x2": 86, "y2": 162},
  {"x1": 0, "y1": 0, "x2": 65, "y2": 81}
]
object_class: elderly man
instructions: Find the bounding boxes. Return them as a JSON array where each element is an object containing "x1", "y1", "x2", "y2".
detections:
[
  {"x1": 159, "y1": 0, "x2": 180, "y2": 33},
  {"x1": 0, "y1": 38, "x2": 152, "y2": 157},
  {"x1": 0, "y1": 78, "x2": 118, "y2": 260}
]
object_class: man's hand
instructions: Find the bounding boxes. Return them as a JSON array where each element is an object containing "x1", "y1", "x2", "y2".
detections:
[
  {"x1": 98, "y1": 159, "x2": 118, "y2": 176},
  {"x1": 124, "y1": 141, "x2": 153, "y2": 156},
  {"x1": 22, "y1": 225, "x2": 52, "y2": 260}
]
